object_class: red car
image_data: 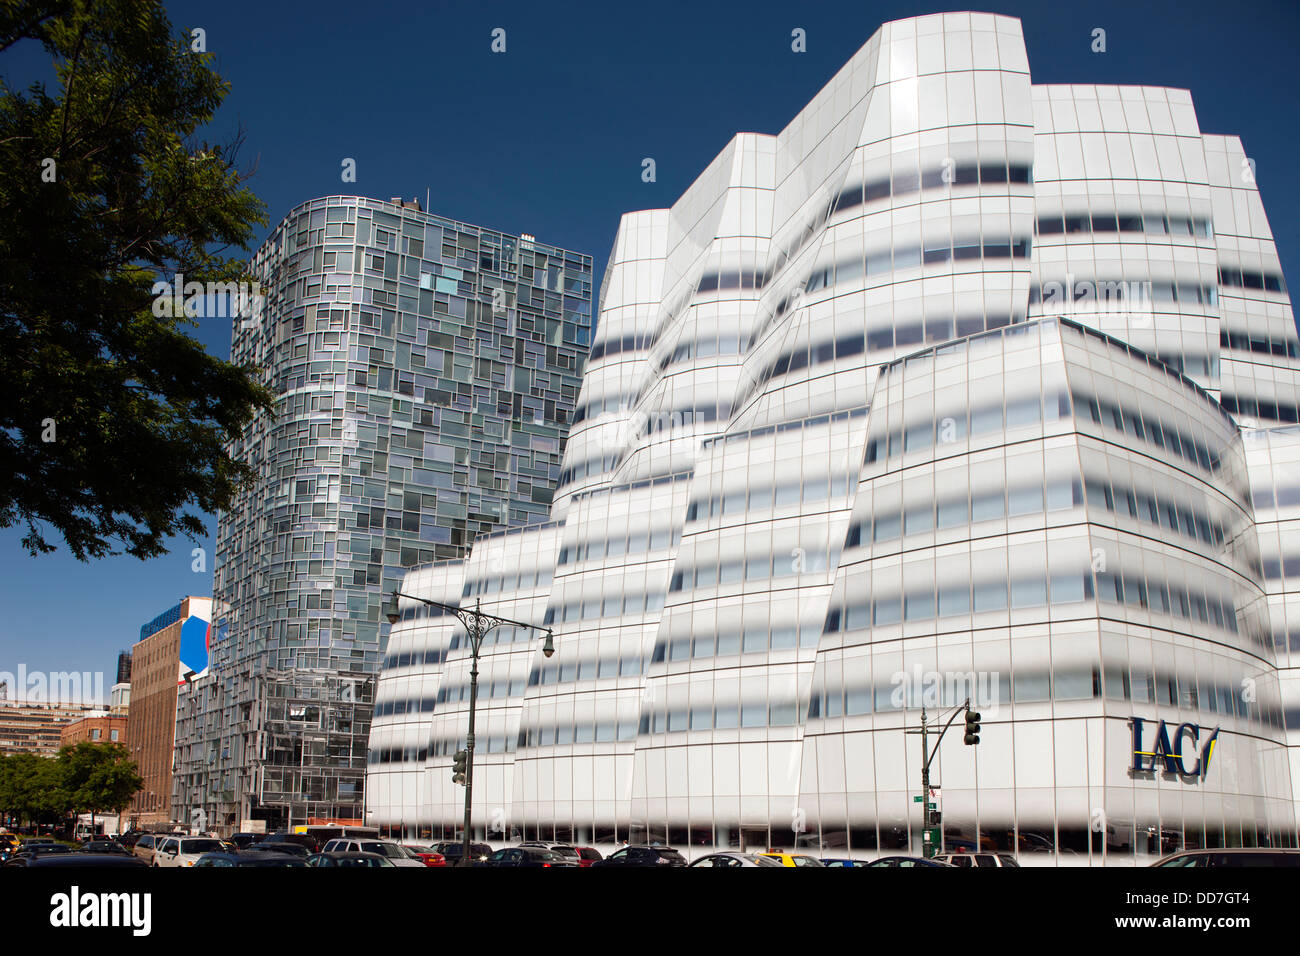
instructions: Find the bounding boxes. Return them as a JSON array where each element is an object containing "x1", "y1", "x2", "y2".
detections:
[
  {"x1": 403, "y1": 844, "x2": 448, "y2": 867},
  {"x1": 572, "y1": 846, "x2": 603, "y2": 867}
]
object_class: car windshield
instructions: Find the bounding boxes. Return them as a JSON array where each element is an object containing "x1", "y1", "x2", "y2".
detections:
[{"x1": 551, "y1": 847, "x2": 578, "y2": 857}]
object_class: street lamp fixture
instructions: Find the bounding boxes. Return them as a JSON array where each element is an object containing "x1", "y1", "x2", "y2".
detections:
[{"x1": 386, "y1": 588, "x2": 554, "y2": 866}]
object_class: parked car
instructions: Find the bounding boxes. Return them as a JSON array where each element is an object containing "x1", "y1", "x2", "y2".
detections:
[
  {"x1": 820, "y1": 858, "x2": 869, "y2": 867},
  {"x1": 4, "y1": 843, "x2": 73, "y2": 865},
  {"x1": 433, "y1": 841, "x2": 494, "y2": 866},
  {"x1": 758, "y1": 852, "x2": 825, "y2": 867},
  {"x1": 1152, "y1": 848, "x2": 1300, "y2": 867},
  {"x1": 933, "y1": 852, "x2": 1020, "y2": 868},
  {"x1": 866, "y1": 856, "x2": 954, "y2": 867},
  {"x1": 320, "y1": 839, "x2": 426, "y2": 867},
  {"x1": 689, "y1": 852, "x2": 785, "y2": 868},
  {"x1": 153, "y1": 836, "x2": 226, "y2": 868},
  {"x1": 82, "y1": 840, "x2": 133, "y2": 856},
  {"x1": 480, "y1": 846, "x2": 577, "y2": 868},
  {"x1": 132, "y1": 833, "x2": 156, "y2": 864},
  {"x1": 10, "y1": 852, "x2": 148, "y2": 869},
  {"x1": 259, "y1": 831, "x2": 320, "y2": 853},
  {"x1": 228, "y1": 832, "x2": 265, "y2": 849},
  {"x1": 117, "y1": 832, "x2": 142, "y2": 850},
  {"x1": 402, "y1": 844, "x2": 448, "y2": 867},
  {"x1": 250, "y1": 841, "x2": 312, "y2": 859},
  {"x1": 193, "y1": 851, "x2": 309, "y2": 868},
  {"x1": 307, "y1": 851, "x2": 395, "y2": 868},
  {"x1": 590, "y1": 845, "x2": 687, "y2": 868},
  {"x1": 573, "y1": 846, "x2": 603, "y2": 867},
  {"x1": 518, "y1": 843, "x2": 588, "y2": 866}
]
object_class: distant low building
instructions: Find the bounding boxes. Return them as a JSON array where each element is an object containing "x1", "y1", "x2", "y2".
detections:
[
  {"x1": 0, "y1": 702, "x2": 102, "y2": 757},
  {"x1": 60, "y1": 713, "x2": 128, "y2": 747}
]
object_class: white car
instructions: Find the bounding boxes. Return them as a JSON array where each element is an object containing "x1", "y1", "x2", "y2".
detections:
[
  {"x1": 153, "y1": 836, "x2": 226, "y2": 868},
  {"x1": 319, "y1": 838, "x2": 426, "y2": 867}
]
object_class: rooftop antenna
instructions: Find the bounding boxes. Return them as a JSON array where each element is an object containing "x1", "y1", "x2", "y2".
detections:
[{"x1": 426, "y1": 187, "x2": 430, "y2": 212}]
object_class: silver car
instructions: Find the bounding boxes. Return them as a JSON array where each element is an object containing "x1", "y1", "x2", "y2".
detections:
[
  {"x1": 689, "y1": 852, "x2": 786, "y2": 868},
  {"x1": 320, "y1": 838, "x2": 426, "y2": 867},
  {"x1": 932, "y1": 852, "x2": 1019, "y2": 867}
]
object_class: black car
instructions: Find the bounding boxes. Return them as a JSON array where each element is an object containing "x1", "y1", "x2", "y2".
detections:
[
  {"x1": 480, "y1": 846, "x2": 577, "y2": 868},
  {"x1": 4, "y1": 844, "x2": 75, "y2": 866},
  {"x1": 117, "y1": 832, "x2": 143, "y2": 849},
  {"x1": 194, "y1": 850, "x2": 308, "y2": 868},
  {"x1": 251, "y1": 841, "x2": 312, "y2": 859},
  {"x1": 12, "y1": 852, "x2": 148, "y2": 868},
  {"x1": 259, "y1": 831, "x2": 320, "y2": 853},
  {"x1": 82, "y1": 840, "x2": 133, "y2": 855},
  {"x1": 433, "y1": 841, "x2": 493, "y2": 866},
  {"x1": 228, "y1": 833, "x2": 264, "y2": 849},
  {"x1": 590, "y1": 845, "x2": 687, "y2": 868}
]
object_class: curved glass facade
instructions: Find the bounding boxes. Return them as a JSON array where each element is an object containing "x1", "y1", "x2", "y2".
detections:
[{"x1": 368, "y1": 12, "x2": 1300, "y2": 864}]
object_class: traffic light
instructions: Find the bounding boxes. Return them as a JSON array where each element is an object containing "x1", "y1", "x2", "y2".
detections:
[
  {"x1": 452, "y1": 748, "x2": 468, "y2": 785},
  {"x1": 963, "y1": 708, "x2": 981, "y2": 745}
]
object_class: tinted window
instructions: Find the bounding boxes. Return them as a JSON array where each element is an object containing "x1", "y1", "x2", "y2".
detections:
[
  {"x1": 1214, "y1": 853, "x2": 1300, "y2": 867},
  {"x1": 182, "y1": 839, "x2": 222, "y2": 854}
]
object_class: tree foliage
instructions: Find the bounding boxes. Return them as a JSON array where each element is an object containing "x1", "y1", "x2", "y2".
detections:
[
  {"x1": 0, "y1": 742, "x2": 142, "y2": 825},
  {"x1": 0, "y1": 0, "x2": 272, "y2": 560}
]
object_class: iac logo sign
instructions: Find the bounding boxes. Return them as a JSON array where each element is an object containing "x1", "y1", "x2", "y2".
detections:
[{"x1": 1128, "y1": 717, "x2": 1220, "y2": 780}]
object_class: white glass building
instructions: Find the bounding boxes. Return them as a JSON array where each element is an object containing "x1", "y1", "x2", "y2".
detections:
[{"x1": 367, "y1": 12, "x2": 1300, "y2": 864}]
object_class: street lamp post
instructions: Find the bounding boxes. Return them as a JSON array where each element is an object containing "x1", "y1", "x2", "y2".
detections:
[
  {"x1": 386, "y1": 589, "x2": 554, "y2": 867},
  {"x1": 906, "y1": 698, "x2": 976, "y2": 858}
]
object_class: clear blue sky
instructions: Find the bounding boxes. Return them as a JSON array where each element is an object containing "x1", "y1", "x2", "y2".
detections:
[{"x1": 2, "y1": 0, "x2": 1297, "y2": 689}]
